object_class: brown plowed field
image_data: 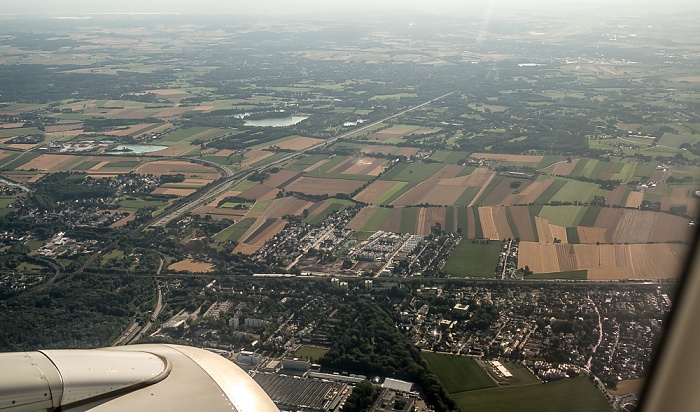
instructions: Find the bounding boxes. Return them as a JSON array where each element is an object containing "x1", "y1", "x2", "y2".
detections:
[
  {"x1": 379, "y1": 208, "x2": 403, "y2": 232},
  {"x1": 346, "y1": 206, "x2": 377, "y2": 230},
  {"x1": 354, "y1": 180, "x2": 400, "y2": 204},
  {"x1": 625, "y1": 191, "x2": 644, "y2": 208},
  {"x1": 478, "y1": 207, "x2": 499, "y2": 240},
  {"x1": 463, "y1": 167, "x2": 495, "y2": 187},
  {"x1": 651, "y1": 169, "x2": 670, "y2": 183},
  {"x1": 480, "y1": 178, "x2": 517, "y2": 206},
  {"x1": 556, "y1": 244, "x2": 577, "y2": 271},
  {"x1": 262, "y1": 136, "x2": 323, "y2": 151},
  {"x1": 661, "y1": 196, "x2": 697, "y2": 217},
  {"x1": 510, "y1": 206, "x2": 536, "y2": 241},
  {"x1": 613, "y1": 210, "x2": 657, "y2": 243},
  {"x1": 18, "y1": 154, "x2": 83, "y2": 171},
  {"x1": 492, "y1": 206, "x2": 514, "y2": 240},
  {"x1": 519, "y1": 242, "x2": 560, "y2": 273},
  {"x1": 416, "y1": 208, "x2": 430, "y2": 235},
  {"x1": 503, "y1": 179, "x2": 554, "y2": 205},
  {"x1": 519, "y1": 242, "x2": 687, "y2": 280},
  {"x1": 110, "y1": 214, "x2": 135, "y2": 228},
  {"x1": 427, "y1": 207, "x2": 447, "y2": 234},
  {"x1": 136, "y1": 161, "x2": 218, "y2": 177},
  {"x1": 471, "y1": 153, "x2": 544, "y2": 164},
  {"x1": 466, "y1": 207, "x2": 476, "y2": 239},
  {"x1": 391, "y1": 180, "x2": 469, "y2": 207},
  {"x1": 553, "y1": 159, "x2": 579, "y2": 176},
  {"x1": 577, "y1": 227, "x2": 607, "y2": 244},
  {"x1": 168, "y1": 260, "x2": 215, "y2": 273},
  {"x1": 431, "y1": 164, "x2": 464, "y2": 180},
  {"x1": 627, "y1": 244, "x2": 686, "y2": 279},
  {"x1": 550, "y1": 224, "x2": 568, "y2": 243},
  {"x1": 239, "y1": 184, "x2": 280, "y2": 201},
  {"x1": 262, "y1": 197, "x2": 313, "y2": 218},
  {"x1": 241, "y1": 150, "x2": 275, "y2": 166},
  {"x1": 607, "y1": 186, "x2": 626, "y2": 207},
  {"x1": 652, "y1": 213, "x2": 693, "y2": 243},
  {"x1": 265, "y1": 170, "x2": 301, "y2": 188},
  {"x1": 234, "y1": 218, "x2": 287, "y2": 254},
  {"x1": 328, "y1": 157, "x2": 386, "y2": 176},
  {"x1": 207, "y1": 190, "x2": 242, "y2": 207},
  {"x1": 284, "y1": 177, "x2": 364, "y2": 196},
  {"x1": 306, "y1": 201, "x2": 332, "y2": 216},
  {"x1": 594, "y1": 208, "x2": 624, "y2": 243},
  {"x1": 535, "y1": 216, "x2": 554, "y2": 243}
]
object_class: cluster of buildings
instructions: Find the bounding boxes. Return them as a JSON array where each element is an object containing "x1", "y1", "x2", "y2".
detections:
[{"x1": 37, "y1": 232, "x2": 97, "y2": 257}]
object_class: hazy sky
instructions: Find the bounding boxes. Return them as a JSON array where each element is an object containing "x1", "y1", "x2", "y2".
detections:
[{"x1": 2, "y1": 0, "x2": 698, "y2": 16}]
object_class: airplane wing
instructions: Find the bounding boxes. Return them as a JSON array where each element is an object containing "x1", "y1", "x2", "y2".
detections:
[{"x1": 0, "y1": 344, "x2": 279, "y2": 412}]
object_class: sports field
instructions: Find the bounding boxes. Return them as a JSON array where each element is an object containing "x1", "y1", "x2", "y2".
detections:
[
  {"x1": 451, "y1": 377, "x2": 611, "y2": 412},
  {"x1": 422, "y1": 352, "x2": 496, "y2": 394}
]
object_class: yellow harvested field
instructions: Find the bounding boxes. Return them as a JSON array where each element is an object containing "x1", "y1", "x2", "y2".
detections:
[
  {"x1": 625, "y1": 191, "x2": 644, "y2": 208},
  {"x1": 519, "y1": 242, "x2": 688, "y2": 279},
  {"x1": 261, "y1": 197, "x2": 314, "y2": 219},
  {"x1": 152, "y1": 188, "x2": 197, "y2": 196},
  {"x1": 549, "y1": 224, "x2": 568, "y2": 243},
  {"x1": 110, "y1": 214, "x2": 136, "y2": 228},
  {"x1": 552, "y1": 159, "x2": 579, "y2": 176},
  {"x1": 503, "y1": 179, "x2": 554, "y2": 205},
  {"x1": 354, "y1": 180, "x2": 399, "y2": 204},
  {"x1": 27, "y1": 173, "x2": 46, "y2": 183},
  {"x1": 534, "y1": 216, "x2": 554, "y2": 243},
  {"x1": 168, "y1": 260, "x2": 215, "y2": 273},
  {"x1": 471, "y1": 153, "x2": 544, "y2": 163},
  {"x1": 0, "y1": 122, "x2": 25, "y2": 129},
  {"x1": 613, "y1": 210, "x2": 658, "y2": 243},
  {"x1": 261, "y1": 136, "x2": 323, "y2": 151},
  {"x1": 18, "y1": 154, "x2": 82, "y2": 171},
  {"x1": 242, "y1": 150, "x2": 275, "y2": 166},
  {"x1": 135, "y1": 160, "x2": 220, "y2": 178},
  {"x1": 207, "y1": 190, "x2": 242, "y2": 207},
  {"x1": 577, "y1": 227, "x2": 607, "y2": 244},
  {"x1": 234, "y1": 218, "x2": 287, "y2": 254}
]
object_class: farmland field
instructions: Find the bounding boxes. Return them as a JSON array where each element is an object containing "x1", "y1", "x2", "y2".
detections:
[
  {"x1": 422, "y1": 352, "x2": 496, "y2": 394},
  {"x1": 451, "y1": 377, "x2": 611, "y2": 412},
  {"x1": 443, "y1": 240, "x2": 501, "y2": 277}
]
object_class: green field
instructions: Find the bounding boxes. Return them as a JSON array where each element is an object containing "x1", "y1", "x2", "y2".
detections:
[
  {"x1": 373, "y1": 181, "x2": 408, "y2": 205},
  {"x1": 548, "y1": 181, "x2": 599, "y2": 204},
  {"x1": 579, "y1": 206, "x2": 602, "y2": 227},
  {"x1": 443, "y1": 239, "x2": 501, "y2": 277},
  {"x1": 118, "y1": 198, "x2": 168, "y2": 210},
  {"x1": 363, "y1": 207, "x2": 392, "y2": 232},
  {"x1": 422, "y1": 352, "x2": 496, "y2": 394},
  {"x1": 526, "y1": 270, "x2": 588, "y2": 280},
  {"x1": 400, "y1": 207, "x2": 419, "y2": 233},
  {"x1": 451, "y1": 377, "x2": 611, "y2": 412},
  {"x1": 294, "y1": 345, "x2": 328, "y2": 362},
  {"x1": 214, "y1": 218, "x2": 256, "y2": 242},
  {"x1": 379, "y1": 162, "x2": 443, "y2": 183},
  {"x1": 539, "y1": 206, "x2": 588, "y2": 228}
]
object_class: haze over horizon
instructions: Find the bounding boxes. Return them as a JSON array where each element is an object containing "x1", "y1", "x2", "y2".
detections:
[{"x1": 3, "y1": 0, "x2": 699, "y2": 17}]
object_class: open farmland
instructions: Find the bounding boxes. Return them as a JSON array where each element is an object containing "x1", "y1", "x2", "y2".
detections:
[
  {"x1": 443, "y1": 240, "x2": 501, "y2": 277},
  {"x1": 168, "y1": 260, "x2": 215, "y2": 273},
  {"x1": 519, "y1": 242, "x2": 688, "y2": 280},
  {"x1": 260, "y1": 135, "x2": 323, "y2": 151},
  {"x1": 451, "y1": 377, "x2": 610, "y2": 412},
  {"x1": 284, "y1": 176, "x2": 364, "y2": 196}
]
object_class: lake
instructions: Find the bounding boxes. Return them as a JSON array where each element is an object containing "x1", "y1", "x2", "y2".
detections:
[{"x1": 244, "y1": 116, "x2": 308, "y2": 127}]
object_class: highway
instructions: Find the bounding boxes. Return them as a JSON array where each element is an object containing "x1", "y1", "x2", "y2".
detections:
[{"x1": 146, "y1": 92, "x2": 454, "y2": 228}]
